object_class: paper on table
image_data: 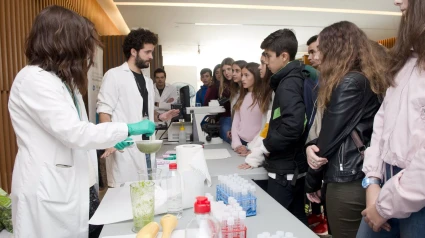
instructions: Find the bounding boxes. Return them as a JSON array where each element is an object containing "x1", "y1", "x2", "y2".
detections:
[
  {"x1": 89, "y1": 183, "x2": 167, "y2": 225},
  {"x1": 203, "y1": 149, "x2": 231, "y2": 160},
  {"x1": 102, "y1": 229, "x2": 185, "y2": 238}
]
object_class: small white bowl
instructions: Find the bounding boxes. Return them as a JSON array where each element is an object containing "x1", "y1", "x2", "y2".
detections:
[{"x1": 134, "y1": 140, "x2": 163, "y2": 153}]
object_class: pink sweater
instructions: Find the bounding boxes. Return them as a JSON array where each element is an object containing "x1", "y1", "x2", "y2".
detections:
[
  {"x1": 363, "y1": 54, "x2": 425, "y2": 219},
  {"x1": 231, "y1": 92, "x2": 263, "y2": 149}
]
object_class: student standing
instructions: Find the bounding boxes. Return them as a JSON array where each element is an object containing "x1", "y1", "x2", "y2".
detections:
[
  {"x1": 259, "y1": 29, "x2": 309, "y2": 225},
  {"x1": 358, "y1": 0, "x2": 425, "y2": 237},
  {"x1": 304, "y1": 21, "x2": 389, "y2": 238},
  {"x1": 196, "y1": 68, "x2": 212, "y2": 106},
  {"x1": 226, "y1": 60, "x2": 247, "y2": 140},
  {"x1": 238, "y1": 53, "x2": 273, "y2": 169},
  {"x1": 230, "y1": 60, "x2": 247, "y2": 110},
  {"x1": 231, "y1": 63, "x2": 268, "y2": 155},
  {"x1": 203, "y1": 64, "x2": 221, "y2": 106},
  {"x1": 218, "y1": 58, "x2": 234, "y2": 144}
]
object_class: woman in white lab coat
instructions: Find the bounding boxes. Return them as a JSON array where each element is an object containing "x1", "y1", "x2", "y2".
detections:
[{"x1": 7, "y1": 6, "x2": 155, "y2": 238}]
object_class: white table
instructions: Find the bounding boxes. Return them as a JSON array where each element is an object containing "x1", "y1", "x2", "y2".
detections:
[
  {"x1": 100, "y1": 143, "x2": 318, "y2": 238},
  {"x1": 158, "y1": 143, "x2": 268, "y2": 180}
]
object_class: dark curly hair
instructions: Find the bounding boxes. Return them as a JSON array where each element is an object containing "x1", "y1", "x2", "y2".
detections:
[
  {"x1": 122, "y1": 28, "x2": 158, "y2": 59},
  {"x1": 260, "y1": 29, "x2": 298, "y2": 61}
]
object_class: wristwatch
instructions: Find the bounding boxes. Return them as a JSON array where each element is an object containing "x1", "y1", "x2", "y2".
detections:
[
  {"x1": 362, "y1": 177, "x2": 381, "y2": 189},
  {"x1": 157, "y1": 113, "x2": 162, "y2": 122}
]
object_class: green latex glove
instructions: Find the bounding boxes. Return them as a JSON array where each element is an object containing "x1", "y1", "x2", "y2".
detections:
[
  {"x1": 114, "y1": 137, "x2": 134, "y2": 150},
  {"x1": 127, "y1": 120, "x2": 156, "y2": 136}
]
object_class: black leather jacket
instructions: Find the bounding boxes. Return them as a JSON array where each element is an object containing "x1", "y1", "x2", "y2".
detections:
[
  {"x1": 263, "y1": 61, "x2": 308, "y2": 175},
  {"x1": 305, "y1": 72, "x2": 381, "y2": 193}
]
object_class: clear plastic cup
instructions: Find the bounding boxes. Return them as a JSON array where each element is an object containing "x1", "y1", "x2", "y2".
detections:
[{"x1": 130, "y1": 180, "x2": 155, "y2": 233}]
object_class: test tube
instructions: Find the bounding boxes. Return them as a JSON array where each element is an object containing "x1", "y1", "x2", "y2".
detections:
[
  {"x1": 241, "y1": 188, "x2": 248, "y2": 209},
  {"x1": 227, "y1": 217, "x2": 235, "y2": 238},
  {"x1": 239, "y1": 211, "x2": 246, "y2": 237},
  {"x1": 232, "y1": 210, "x2": 239, "y2": 220},
  {"x1": 222, "y1": 213, "x2": 229, "y2": 237}
]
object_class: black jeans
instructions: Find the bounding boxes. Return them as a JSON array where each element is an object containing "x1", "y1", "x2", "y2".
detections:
[
  {"x1": 89, "y1": 186, "x2": 103, "y2": 238},
  {"x1": 326, "y1": 179, "x2": 365, "y2": 238},
  {"x1": 267, "y1": 175, "x2": 308, "y2": 226}
]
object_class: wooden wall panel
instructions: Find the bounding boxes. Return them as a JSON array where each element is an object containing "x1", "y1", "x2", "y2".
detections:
[
  {"x1": 378, "y1": 37, "x2": 396, "y2": 49},
  {"x1": 0, "y1": 0, "x2": 122, "y2": 193},
  {"x1": 100, "y1": 36, "x2": 126, "y2": 74}
]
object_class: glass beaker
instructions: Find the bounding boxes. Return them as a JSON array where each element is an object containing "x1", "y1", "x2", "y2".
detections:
[
  {"x1": 130, "y1": 180, "x2": 155, "y2": 233},
  {"x1": 138, "y1": 168, "x2": 162, "y2": 181}
]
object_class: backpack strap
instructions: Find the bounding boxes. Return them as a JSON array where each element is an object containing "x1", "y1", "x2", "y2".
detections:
[{"x1": 351, "y1": 130, "x2": 366, "y2": 159}]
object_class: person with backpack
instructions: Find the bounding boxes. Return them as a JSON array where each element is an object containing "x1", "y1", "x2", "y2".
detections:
[
  {"x1": 259, "y1": 29, "x2": 316, "y2": 225},
  {"x1": 304, "y1": 21, "x2": 390, "y2": 238}
]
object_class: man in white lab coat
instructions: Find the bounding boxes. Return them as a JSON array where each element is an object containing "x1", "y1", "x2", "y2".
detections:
[
  {"x1": 97, "y1": 29, "x2": 179, "y2": 187},
  {"x1": 153, "y1": 68, "x2": 178, "y2": 114}
]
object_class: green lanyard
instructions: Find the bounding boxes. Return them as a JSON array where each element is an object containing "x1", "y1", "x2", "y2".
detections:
[{"x1": 64, "y1": 83, "x2": 81, "y2": 120}]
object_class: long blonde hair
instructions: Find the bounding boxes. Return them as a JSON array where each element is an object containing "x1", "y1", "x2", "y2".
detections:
[{"x1": 317, "y1": 21, "x2": 390, "y2": 108}]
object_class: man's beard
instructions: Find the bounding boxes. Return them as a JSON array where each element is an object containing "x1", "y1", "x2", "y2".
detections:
[{"x1": 135, "y1": 54, "x2": 150, "y2": 69}]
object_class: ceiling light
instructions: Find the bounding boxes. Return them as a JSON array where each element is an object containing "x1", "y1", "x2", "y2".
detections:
[
  {"x1": 195, "y1": 23, "x2": 243, "y2": 26},
  {"x1": 115, "y1": 2, "x2": 402, "y2": 16}
]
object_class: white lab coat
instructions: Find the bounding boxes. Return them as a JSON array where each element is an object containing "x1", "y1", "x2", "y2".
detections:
[
  {"x1": 8, "y1": 66, "x2": 128, "y2": 238},
  {"x1": 154, "y1": 83, "x2": 178, "y2": 113},
  {"x1": 97, "y1": 62, "x2": 155, "y2": 187}
]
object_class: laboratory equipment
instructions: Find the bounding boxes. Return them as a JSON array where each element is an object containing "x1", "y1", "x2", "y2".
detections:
[
  {"x1": 130, "y1": 181, "x2": 155, "y2": 233},
  {"x1": 167, "y1": 163, "x2": 183, "y2": 218},
  {"x1": 185, "y1": 197, "x2": 220, "y2": 238},
  {"x1": 216, "y1": 174, "x2": 257, "y2": 216},
  {"x1": 133, "y1": 139, "x2": 163, "y2": 169}
]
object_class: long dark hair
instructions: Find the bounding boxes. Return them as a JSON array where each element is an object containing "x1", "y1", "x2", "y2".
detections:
[
  {"x1": 261, "y1": 52, "x2": 273, "y2": 82},
  {"x1": 230, "y1": 60, "x2": 247, "y2": 100},
  {"x1": 260, "y1": 52, "x2": 273, "y2": 112},
  {"x1": 25, "y1": 5, "x2": 101, "y2": 95},
  {"x1": 219, "y1": 57, "x2": 234, "y2": 97},
  {"x1": 317, "y1": 21, "x2": 390, "y2": 108},
  {"x1": 211, "y1": 64, "x2": 221, "y2": 88},
  {"x1": 234, "y1": 62, "x2": 270, "y2": 113},
  {"x1": 389, "y1": 0, "x2": 425, "y2": 81}
]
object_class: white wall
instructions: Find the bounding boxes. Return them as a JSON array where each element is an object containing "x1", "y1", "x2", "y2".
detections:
[
  {"x1": 163, "y1": 65, "x2": 199, "y2": 104},
  {"x1": 163, "y1": 65, "x2": 198, "y2": 89},
  {"x1": 163, "y1": 44, "x2": 264, "y2": 92}
]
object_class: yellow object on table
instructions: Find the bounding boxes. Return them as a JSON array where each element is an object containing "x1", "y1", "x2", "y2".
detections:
[
  {"x1": 160, "y1": 214, "x2": 178, "y2": 238},
  {"x1": 136, "y1": 222, "x2": 159, "y2": 238}
]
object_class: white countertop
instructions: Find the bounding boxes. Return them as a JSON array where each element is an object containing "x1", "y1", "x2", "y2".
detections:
[{"x1": 100, "y1": 142, "x2": 317, "y2": 238}]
